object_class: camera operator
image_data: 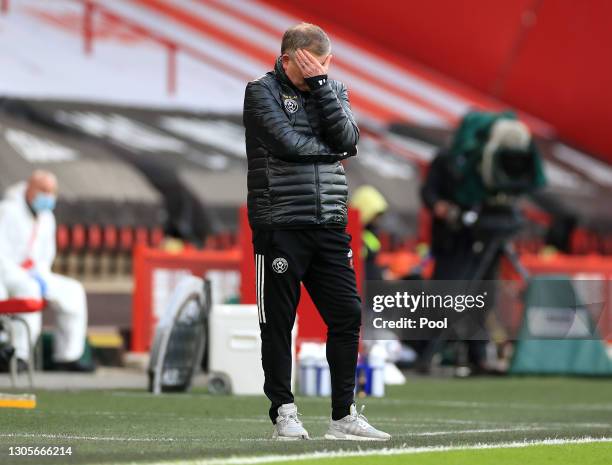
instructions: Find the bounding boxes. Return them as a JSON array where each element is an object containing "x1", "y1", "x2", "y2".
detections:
[{"x1": 420, "y1": 113, "x2": 546, "y2": 375}]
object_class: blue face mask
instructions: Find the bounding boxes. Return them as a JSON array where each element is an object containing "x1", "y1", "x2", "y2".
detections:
[{"x1": 31, "y1": 193, "x2": 56, "y2": 213}]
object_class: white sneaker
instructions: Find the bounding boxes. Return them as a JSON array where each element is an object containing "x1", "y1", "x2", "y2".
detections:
[
  {"x1": 325, "y1": 404, "x2": 391, "y2": 441},
  {"x1": 272, "y1": 403, "x2": 310, "y2": 440}
]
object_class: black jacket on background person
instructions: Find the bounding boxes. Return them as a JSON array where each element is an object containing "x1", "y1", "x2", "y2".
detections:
[
  {"x1": 421, "y1": 150, "x2": 475, "y2": 259},
  {"x1": 243, "y1": 57, "x2": 359, "y2": 230}
]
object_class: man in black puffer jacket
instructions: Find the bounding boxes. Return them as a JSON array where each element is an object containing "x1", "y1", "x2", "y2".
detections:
[{"x1": 243, "y1": 23, "x2": 390, "y2": 441}]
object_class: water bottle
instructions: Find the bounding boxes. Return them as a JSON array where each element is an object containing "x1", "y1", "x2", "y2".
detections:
[
  {"x1": 316, "y1": 345, "x2": 331, "y2": 396},
  {"x1": 368, "y1": 344, "x2": 386, "y2": 397},
  {"x1": 298, "y1": 343, "x2": 318, "y2": 396}
]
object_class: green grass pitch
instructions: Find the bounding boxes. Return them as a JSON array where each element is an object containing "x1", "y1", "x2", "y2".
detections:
[{"x1": 0, "y1": 377, "x2": 610, "y2": 464}]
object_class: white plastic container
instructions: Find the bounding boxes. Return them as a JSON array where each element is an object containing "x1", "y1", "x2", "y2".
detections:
[{"x1": 208, "y1": 304, "x2": 296, "y2": 395}]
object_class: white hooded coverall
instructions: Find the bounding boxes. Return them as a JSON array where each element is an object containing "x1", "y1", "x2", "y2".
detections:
[{"x1": 0, "y1": 183, "x2": 87, "y2": 362}]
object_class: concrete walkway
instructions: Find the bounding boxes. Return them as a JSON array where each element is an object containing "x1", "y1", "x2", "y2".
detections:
[{"x1": 0, "y1": 367, "x2": 210, "y2": 391}]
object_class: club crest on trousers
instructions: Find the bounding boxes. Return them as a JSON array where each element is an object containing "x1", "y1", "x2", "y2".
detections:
[{"x1": 272, "y1": 257, "x2": 289, "y2": 274}]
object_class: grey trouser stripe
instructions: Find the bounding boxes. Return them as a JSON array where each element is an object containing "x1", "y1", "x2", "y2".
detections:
[{"x1": 256, "y1": 254, "x2": 266, "y2": 324}]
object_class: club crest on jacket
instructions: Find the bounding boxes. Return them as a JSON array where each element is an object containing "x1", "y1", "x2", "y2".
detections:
[{"x1": 283, "y1": 95, "x2": 298, "y2": 114}]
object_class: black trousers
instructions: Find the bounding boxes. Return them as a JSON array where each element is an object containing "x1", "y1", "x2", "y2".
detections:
[{"x1": 252, "y1": 228, "x2": 361, "y2": 423}]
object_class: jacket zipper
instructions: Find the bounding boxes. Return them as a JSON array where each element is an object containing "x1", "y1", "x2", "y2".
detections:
[
  {"x1": 314, "y1": 162, "x2": 321, "y2": 223},
  {"x1": 301, "y1": 91, "x2": 322, "y2": 224}
]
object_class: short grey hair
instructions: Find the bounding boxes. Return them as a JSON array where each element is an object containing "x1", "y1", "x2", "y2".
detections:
[{"x1": 281, "y1": 23, "x2": 331, "y2": 57}]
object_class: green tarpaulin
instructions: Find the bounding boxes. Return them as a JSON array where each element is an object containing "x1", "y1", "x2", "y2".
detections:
[{"x1": 510, "y1": 276, "x2": 612, "y2": 376}]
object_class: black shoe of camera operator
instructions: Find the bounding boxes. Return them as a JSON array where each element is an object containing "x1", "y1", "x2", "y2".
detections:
[
  {"x1": 53, "y1": 359, "x2": 96, "y2": 373},
  {"x1": 454, "y1": 363, "x2": 504, "y2": 378}
]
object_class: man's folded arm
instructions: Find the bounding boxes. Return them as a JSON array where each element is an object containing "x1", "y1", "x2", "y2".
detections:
[
  {"x1": 307, "y1": 79, "x2": 359, "y2": 156},
  {"x1": 243, "y1": 81, "x2": 353, "y2": 163}
]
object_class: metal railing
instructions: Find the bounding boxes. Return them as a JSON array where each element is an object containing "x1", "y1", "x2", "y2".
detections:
[
  {"x1": 1, "y1": 0, "x2": 250, "y2": 94},
  {"x1": 79, "y1": 0, "x2": 252, "y2": 95}
]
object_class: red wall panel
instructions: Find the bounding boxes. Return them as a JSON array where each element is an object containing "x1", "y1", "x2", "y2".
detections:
[{"x1": 265, "y1": 0, "x2": 612, "y2": 161}]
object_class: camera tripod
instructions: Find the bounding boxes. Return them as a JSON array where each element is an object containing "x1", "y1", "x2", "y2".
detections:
[
  {"x1": 467, "y1": 203, "x2": 530, "y2": 283},
  {"x1": 414, "y1": 204, "x2": 531, "y2": 374}
]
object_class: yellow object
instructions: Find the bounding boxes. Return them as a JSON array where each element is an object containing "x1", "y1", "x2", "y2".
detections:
[
  {"x1": 416, "y1": 242, "x2": 430, "y2": 258},
  {"x1": 162, "y1": 238, "x2": 185, "y2": 253},
  {"x1": 88, "y1": 330, "x2": 123, "y2": 348},
  {"x1": 349, "y1": 185, "x2": 388, "y2": 225},
  {"x1": 0, "y1": 393, "x2": 36, "y2": 409},
  {"x1": 362, "y1": 229, "x2": 381, "y2": 258},
  {"x1": 540, "y1": 246, "x2": 558, "y2": 257}
]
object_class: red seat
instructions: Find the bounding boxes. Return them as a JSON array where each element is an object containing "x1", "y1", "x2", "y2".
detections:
[
  {"x1": 104, "y1": 225, "x2": 118, "y2": 250},
  {"x1": 135, "y1": 227, "x2": 148, "y2": 246},
  {"x1": 119, "y1": 227, "x2": 133, "y2": 251},
  {"x1": 150, "y1": 227, "x2": 164, "y2": 247},
  {"x1": 0, "y1": 298, "x2": 45, "y2": 314},
  {"x1": 56, "y1": 224, "x2": 70, "y2": 251},
  {"x1": 71, "y1": 224, "x2": 86, "y2": 251},
  {"x1": 88, "y1": 225, "x2": 102, "y2": 250}
]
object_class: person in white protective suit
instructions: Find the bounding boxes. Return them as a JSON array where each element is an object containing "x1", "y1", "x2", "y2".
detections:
[{"x1": 0, "y1": 170, "x2": 94, "y2": 372}]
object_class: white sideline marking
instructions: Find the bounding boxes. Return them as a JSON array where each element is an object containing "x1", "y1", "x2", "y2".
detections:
[
  {"x1": 403, "y1": 426, "x2": 550, "y2": 437},
  {"x1": 0, "y1": 433, "x2": 184, "y2": 443},
  {"x1": 3, "y1": 428, "x2": 606, "y2": 445},
  {"x1": 122, "y1": 437, "x2": 612, "y2": 465},
  {"x1": 299, "y1": 397, "x2": 612, "y2": 412},
  {"x1": 10, "y1": 407, "x2": 612, "y2": 430},
  {"x1": 242, "y1": 416, "x2": 611, "y2": 429},
  {"x1": 108, "y1": 392, "x2": 612, "y2": 413},
  {"x1": 239, "y1": 426, "x2": 552, "y2": 441}
]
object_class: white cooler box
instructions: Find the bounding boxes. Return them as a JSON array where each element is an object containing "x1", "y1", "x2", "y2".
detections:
[{"x1": 208, "y1": 304, "x2": 296, "y2": 395}]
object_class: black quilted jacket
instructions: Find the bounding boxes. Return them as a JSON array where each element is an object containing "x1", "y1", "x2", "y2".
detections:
[{"x1": 243, "y1": 57, "x2": 359, "y2": 229}]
